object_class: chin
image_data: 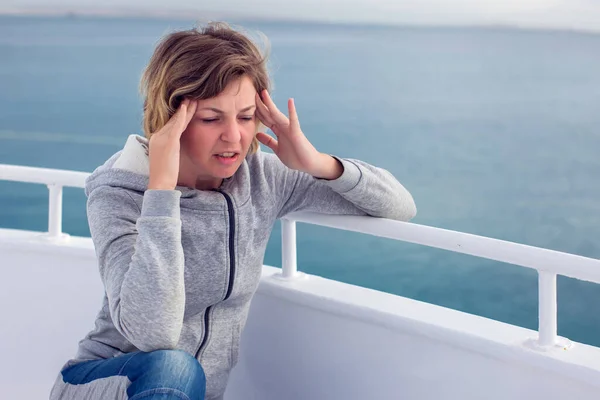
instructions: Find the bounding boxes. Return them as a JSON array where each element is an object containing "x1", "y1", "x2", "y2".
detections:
[{"x1": 211, "y1": 164, "x2": 242, "y2": 179}]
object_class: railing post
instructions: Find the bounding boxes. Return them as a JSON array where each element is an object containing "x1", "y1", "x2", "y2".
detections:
[
  {"x1": 47, "y1": 184, "x2": 63, "y2": 238},
  {"x1": 272, "y1": 218, "x2": 306, "y2": 281},
  {"x1": 537, "y1": 271, "x2": 557, "y2": 347},
  {"x1": 282, "y1": 219, "x2": 298, "y2": 278}
]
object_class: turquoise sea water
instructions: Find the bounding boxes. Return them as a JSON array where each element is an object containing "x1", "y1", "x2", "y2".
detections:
[{"x1": 1, "y1": 15, "x2": 599, "y2": 346}]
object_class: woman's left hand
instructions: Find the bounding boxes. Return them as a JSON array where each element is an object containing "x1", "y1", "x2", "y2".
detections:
[{"x1": 255, "y1": 90, "x2": 343, "y2": 180}]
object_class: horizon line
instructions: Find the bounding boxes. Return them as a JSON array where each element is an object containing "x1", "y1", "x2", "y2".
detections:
[{"x1": 1, "y1": 6, "x2": 600, "y2": 36}]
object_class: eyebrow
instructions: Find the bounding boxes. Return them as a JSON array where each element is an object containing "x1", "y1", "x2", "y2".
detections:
[{"x1": 197, "y1": 105, "x2": 256, "y2": 114}]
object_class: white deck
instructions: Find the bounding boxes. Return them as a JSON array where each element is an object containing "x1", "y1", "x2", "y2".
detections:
[{"x1": 2, "y1": 228, "x2": 600, "y2": 399}]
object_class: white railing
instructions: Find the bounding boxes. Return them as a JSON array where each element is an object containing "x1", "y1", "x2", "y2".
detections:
[
  {"x1": 0, "y1": 164, "x2": 88, "y2": 239},
  {"x1": 279, "y1": 213, "x2": 600, "y2": 349},
  {"x1": 2, "y1": 164, "x2": 600, "y2": 350}
]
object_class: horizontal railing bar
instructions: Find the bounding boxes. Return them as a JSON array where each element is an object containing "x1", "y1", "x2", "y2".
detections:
[
  {"x1": 0, "y1": 164, "x2": 88, "y2": 188},
  {"x1": 287, "y1": 212, "x2": 600, "y2": 284},
  {"x1": 2, "y1": 164, "x2": 599, "y2": 285}
]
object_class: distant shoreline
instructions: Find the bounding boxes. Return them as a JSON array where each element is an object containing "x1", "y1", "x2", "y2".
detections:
[
  {"x1": 0, "y1": 7, "x2": 245, "y2": 21},
  {"x1": 1, "y1": 7, "x2": 599, "y2": 37}
]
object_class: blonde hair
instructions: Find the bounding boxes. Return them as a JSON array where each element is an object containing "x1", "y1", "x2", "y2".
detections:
[{"x1": 139, "y1": 22, "x2": 271, "y2": 154}]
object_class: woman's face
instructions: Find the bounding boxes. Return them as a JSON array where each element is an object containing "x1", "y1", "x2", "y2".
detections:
[{"x1": 179, "y1": 75, "x2": 258, "y2": 189}]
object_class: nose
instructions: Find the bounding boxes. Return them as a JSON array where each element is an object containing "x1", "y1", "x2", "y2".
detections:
[{"x1": 220, "y1": 118, "x2": 241, "y2": 143}]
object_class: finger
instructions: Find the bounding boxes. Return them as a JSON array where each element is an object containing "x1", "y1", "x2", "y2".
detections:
[
  {"x1": 183, "y1": 99, "x2": 197, "y2": 127},
  {"x1": 261, "y1": 90, "x2": 289, "y2": 125},
  {"x1": 256, "y1": 132, "x2": 279, "y2": 152},
  {"x1": 256, "y1": 95, "x2": 275, "y2": 128},
  {"x1": 256, "y1": 110, "x2": 277, "y2": 136},
  {"x1": 288, "y1": 98, "x2": 300, "y2": 129},
  {"x1": 256, "y1": 92, "x2": 271, "y2": 116},
  {"x1": 255, "y1": 93, "x2": 275, "y2": 126},
  {"x1": 261, "y1": 89, "x2": 278, "y2": 111},
  {"x1": 172, "y1": 99, "x2": 197, "y2": 139},
  {"x1": 163, "y1": 99, "x2": 189, "y2": 134}
]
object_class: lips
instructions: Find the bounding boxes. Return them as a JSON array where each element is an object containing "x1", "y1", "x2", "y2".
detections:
[
  {"x1": 214, "y1": 152, "x2": 240, "y2": 165},
  {"x1": 214, "y1": 151, "x2": 240, "y2": 158},
  {"x1": 216, "y1": 152, "x2": 237, "y2": 158}
]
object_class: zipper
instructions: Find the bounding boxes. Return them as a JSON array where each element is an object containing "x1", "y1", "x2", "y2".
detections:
[
  {"x1": 220, "y1": 190, "x2": 236, "y2": 301},
  {"x1": 195, "y1": 307, "x2": 212, "y2": 358},
  {"x1": 194, "y1": 190, "x2": 236, "y2": 359}
]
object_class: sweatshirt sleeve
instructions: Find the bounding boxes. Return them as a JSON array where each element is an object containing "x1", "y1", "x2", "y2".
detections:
[
  {"x1": 274, "y1": 154, "x2": 417, "y2": 221},
  {"x1": 86, "y1": 186, "x2": 185, "y2": 352}
]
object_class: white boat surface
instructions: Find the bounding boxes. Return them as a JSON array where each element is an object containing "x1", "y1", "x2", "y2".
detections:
[{"x1": 1, "y1": 163, "x2": 600, "y2": 400}]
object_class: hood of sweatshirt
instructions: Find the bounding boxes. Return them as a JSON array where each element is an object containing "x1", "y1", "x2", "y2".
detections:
[{"x1": 84, "y1": 135, "x2": 151, "y2": 196}]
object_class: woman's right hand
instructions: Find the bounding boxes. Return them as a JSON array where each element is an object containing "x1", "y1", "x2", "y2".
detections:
[{"x1": 147, "y1": 99, "x2": 197, "y2": 190}]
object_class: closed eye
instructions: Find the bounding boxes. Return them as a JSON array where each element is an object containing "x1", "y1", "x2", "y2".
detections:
[{"x1": 199, "y1": 116, "x2": 254, "y2": 123}]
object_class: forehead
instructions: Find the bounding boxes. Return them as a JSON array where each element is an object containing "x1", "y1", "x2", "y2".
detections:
[{"x1": 199, "y1": 76, "x2": 256, "y2": 107}]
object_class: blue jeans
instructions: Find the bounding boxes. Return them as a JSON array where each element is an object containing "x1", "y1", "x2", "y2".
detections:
[{"x1": 60, "y1": 349, "x2": 206, "y2": 400}]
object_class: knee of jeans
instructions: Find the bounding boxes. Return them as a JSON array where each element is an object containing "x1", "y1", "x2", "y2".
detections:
[
  {"x1": 147, "y1": 349, "x2": 206, "y2": 383},
  {"x1": 127, "y1": 350, "x2": 206, "y2": 400}
]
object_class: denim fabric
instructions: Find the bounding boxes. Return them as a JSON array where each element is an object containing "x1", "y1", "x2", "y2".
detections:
[{"x1": 60, "y1": 349, "x2": 206, "y2": 400}]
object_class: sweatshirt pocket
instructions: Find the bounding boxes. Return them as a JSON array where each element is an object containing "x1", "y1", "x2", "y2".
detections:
[{"x1": 229, "y1": 322, "x2": 242, "y2": 367}]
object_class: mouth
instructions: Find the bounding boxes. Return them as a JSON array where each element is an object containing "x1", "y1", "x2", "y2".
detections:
[{"x1": 213, "y1": 152, "x2": 240, "y2": 165}]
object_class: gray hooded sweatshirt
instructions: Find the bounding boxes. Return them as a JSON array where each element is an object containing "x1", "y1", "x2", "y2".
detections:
[{"x1": 51, "y1": 134, "x2": 416, "y2": 400}]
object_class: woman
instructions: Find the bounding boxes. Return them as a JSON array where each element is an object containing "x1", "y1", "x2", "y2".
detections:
[{"x1": 50, "y1": 22, "x2": 416, "y2": 400}]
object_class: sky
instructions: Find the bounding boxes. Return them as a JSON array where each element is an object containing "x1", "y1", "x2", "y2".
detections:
[{"x1": 3, "y1": 0, "x2": 600, "y2": 32}]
